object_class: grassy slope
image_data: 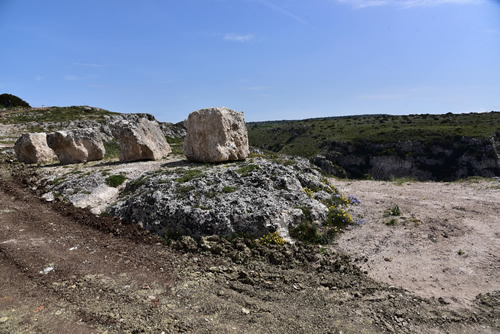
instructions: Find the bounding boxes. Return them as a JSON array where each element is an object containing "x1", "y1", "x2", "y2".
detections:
[
  {"x1": 248, "y1": 112, "x2": 500, "y2": 158},
  {"x1": 0, "y1": 106, "x2": 118, "y2": 126},
  {"x1": 0, "y1": 106, "x2": 120, "y2": 144}
]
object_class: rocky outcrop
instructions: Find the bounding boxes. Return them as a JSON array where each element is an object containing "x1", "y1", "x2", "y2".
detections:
[
  {"x1": 183, "y1": 107, "x2": 249, "y2": 162},
  {"x1": 313, "y1": 136, "x2": 500, "y2": 181},
  {"x1": 109, "y1": 157, "x2": 337, "y2": 240},
  {"x1": 14, "y1": 133, "x2": 56, "y2": 164},
  {"x1": 47, "y1": 128, "x2": 105, "y2": 164},
  {"x1": 160, "y1": 121, "x2": 186, "y2": 139},
  {"x1": 111, "y1": 116, "x2": 171, "y2": 162}
]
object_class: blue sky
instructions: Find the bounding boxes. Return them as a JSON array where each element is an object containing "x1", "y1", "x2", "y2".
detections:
[{"x1": 1, "y1": 0, "x2": 499, "y2": 122}]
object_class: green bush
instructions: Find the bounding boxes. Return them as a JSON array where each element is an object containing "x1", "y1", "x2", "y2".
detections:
[
  {"x1": 0, "y1": 93, "x2": 31, "y2": 108},
  {"x1": 106, "y1": 174, "x2": 127, "y2": 187},
  {"x1": 289, "y1": 221, "x2": 321, "y2": 244}
]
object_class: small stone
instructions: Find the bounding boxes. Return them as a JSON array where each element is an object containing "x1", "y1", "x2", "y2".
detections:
[
  {"x1": 241, "y1": 307, "x2": 250, "y2": 315},
  {"x1": 0, "y1": 317, "x2": 8, "y2": 324}
]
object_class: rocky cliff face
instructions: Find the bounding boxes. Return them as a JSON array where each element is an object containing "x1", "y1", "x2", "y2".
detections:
[{"x1": 313, "y1": 135, "x2": 500, "y2": 181}]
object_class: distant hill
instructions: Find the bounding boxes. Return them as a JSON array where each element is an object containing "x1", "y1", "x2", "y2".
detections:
[
  {"x1": 247, "y1": 112, "x2": 500, "y2": 181},
  {"x1": 0, "y1": 93, "x2": 31, "y2": 108}
]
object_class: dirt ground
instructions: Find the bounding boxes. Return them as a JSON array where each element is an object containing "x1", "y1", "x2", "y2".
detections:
[
  {"x1": 0, "y1": 158, "x2": 499, "y2": 333},
  {"x1": 335, "y1": 178, "x2": 500, "y2": 310}
]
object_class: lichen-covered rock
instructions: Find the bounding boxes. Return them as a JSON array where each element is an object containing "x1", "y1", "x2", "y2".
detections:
[
  {"x1": 111, "y1": 116, "x2": 171, "y2": 162},
  {"x1": 14, "y1": 133, "x2": 56, "y2": 164},
  {"x1": 47, "y1": 128, "x2": 105, "y2": 164},
  {"x1": 183, "y1": 107, "x2": 249, "y2": 162},
  {"x1": 108, "y1": 156, "x2": 335, "y2": 240}
]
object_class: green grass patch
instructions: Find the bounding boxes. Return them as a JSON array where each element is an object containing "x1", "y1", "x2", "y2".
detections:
[
  {"x1": 0, "y1": 106, "x2": 118, "y2": 125},
  {"x1": 177, "y1": 185, "x2": 195, "y2": 197},
  {"x1": 176, "y1": 169, "x2": 203, "y2": 183},
  {"x1": 236, "y1": 164, "x2": 259, "y2": 176},
  {"x1": 105, "y1": 174, "x2": 127, "y2": 187}
]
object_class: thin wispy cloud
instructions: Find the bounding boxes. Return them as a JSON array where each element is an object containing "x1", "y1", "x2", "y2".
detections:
[
  {"x1": 358, "y1": 93, "x2": 407, "y2": 100},
  {"x1": 257, "y1": 0, "x2": 321, "y2": 31},
  {"x1": 224, "y1": 33, "x2": 255, "y2": 42},
  {"x1": 63, "y1": 74, "x2": 97, "y2": 81},
  {"x1": 73, "y1": 62, "x2": 104, "y2": 68},
  {"x1": 336, "y1": 0, "x2": 482, "y2": 9}
]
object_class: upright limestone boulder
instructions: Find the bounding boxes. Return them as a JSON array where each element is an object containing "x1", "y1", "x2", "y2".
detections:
[
  {"x1": 47, "y1": 128, "x2": 105, "y2": 164},
  {"x1": 111, "y1": 117, "x2": 171, "y2": 162},
  {"x1": 183, "y1": 107, "x2": 249, "y2": 162},
  {"x1": 14, "y1": 133, "x2": 57, "y2": 164}
]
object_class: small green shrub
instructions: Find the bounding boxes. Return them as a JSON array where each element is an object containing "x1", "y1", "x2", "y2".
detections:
[
  {"x1": 289, "y1": 221, "x2": 321, "y2": 244},
  {"x1": 258, "y1": 231, "x2": 286, "y2": 245},
  {"x1": 106, "y1": 174, "x2": 127, "y2": 187},
  {"x1": 385, "y1": 204, "x2": 401, "y2": 216},
  {"x1": 326, "y1": 207, "x2": 352, "y2": 228}
]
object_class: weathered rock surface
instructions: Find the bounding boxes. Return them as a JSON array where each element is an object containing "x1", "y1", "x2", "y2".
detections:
[
  {"x1": 14, "y1": 133, "x2": 56, "y2": 164},
  {"x1": 109, "y1": 156, "x2": 335, "y2": 240},
  {"x1": 313, "y1": 135, "x2": 500, "y2": 181},
  {"x1": 111, "y1": 116, "x2": 171, "y2": 162},
  {"x1": 183, "y1": 107, "x2": 249, "y2": 162},
  {"x1": 47, "y1": 128, "x2": 105, "y2": 164}
]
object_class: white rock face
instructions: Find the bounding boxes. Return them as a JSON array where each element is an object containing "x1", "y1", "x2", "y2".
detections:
[
  {"x1": 71, "y1": 184, "x2": 119, "y2": 215},
  {"x1": 111, "y1": 117, "x2": 171, "y2": 162},
  {"x1": 14, "y1": 133, "x2": 57, "y2": 164},
  {"x1": 47, "y1": 128, "x2": 105, "y2": 164},
  {"x1": 183, "y1": 107, "x2": 249, "y2": 162}
]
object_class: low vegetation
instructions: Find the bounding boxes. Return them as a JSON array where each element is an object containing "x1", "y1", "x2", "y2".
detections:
[
  {"x1": 105, "y1": 174, "x2": 127, "y2": 187},
  {"x1": 247, "y1": 111, "x2": 500, "y2": 158},
  {"x1": 0, "y1": 105, "x2": 118, "y2": 124}
]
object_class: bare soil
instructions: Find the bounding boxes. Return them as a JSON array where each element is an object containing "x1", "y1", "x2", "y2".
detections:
[
  {"x1": 335, "y1": 179, "x2": 500, "y2": 310},
  {"x1": 0, "y1": 158, "x2": 499, "y2": 333}
]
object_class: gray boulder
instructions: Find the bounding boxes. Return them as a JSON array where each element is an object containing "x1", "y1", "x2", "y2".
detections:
[
  {"x1": 14, "y1": 133, "x2": 57, "y2": 164},
  {"x1": 183, "y1": 107, "x2": 249, "y2": 162},
  {"x1": 108, "y1": 157, "x2": 333, "y2": 240},
  {"x1": 47, "y1": 128, "x2": 105, "y2": 164},
  {"x1": 111, "y1": 117, "x2": 171, "y2": 162}
]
